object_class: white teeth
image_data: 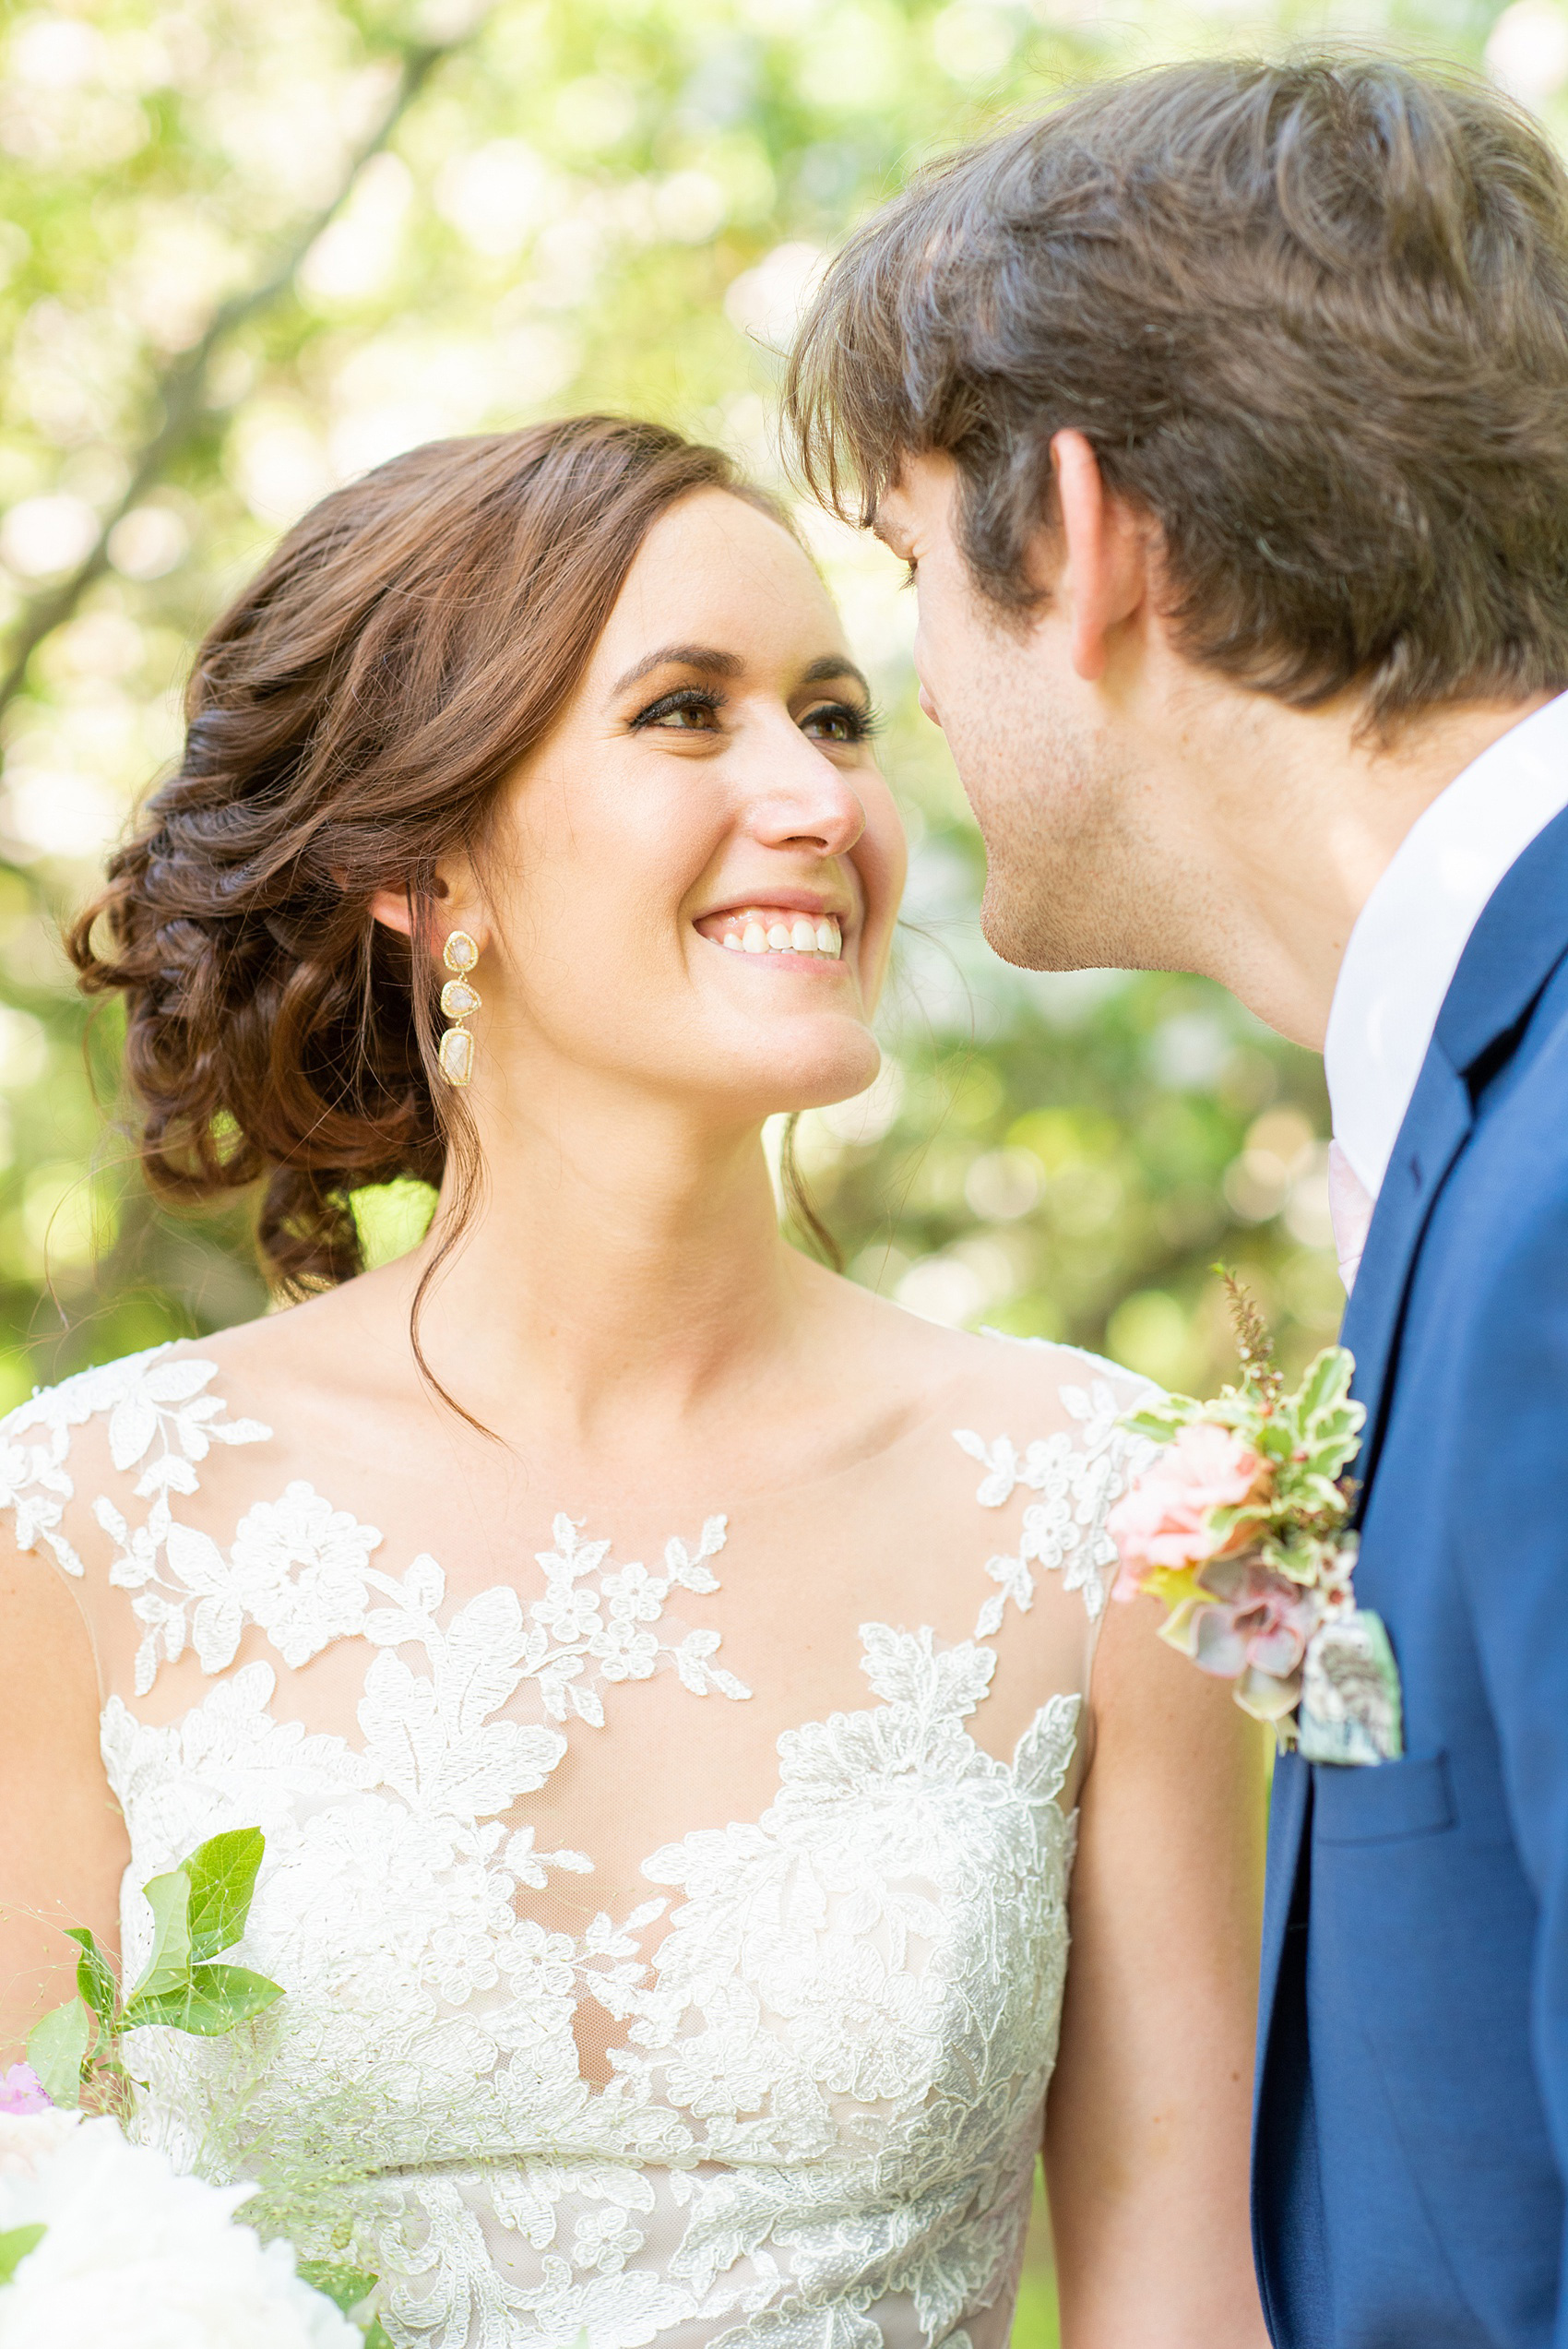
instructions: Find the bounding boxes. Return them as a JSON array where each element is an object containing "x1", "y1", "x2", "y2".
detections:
[{"x1": 716, "y1": 909, "x2": 844, "y2": 955}]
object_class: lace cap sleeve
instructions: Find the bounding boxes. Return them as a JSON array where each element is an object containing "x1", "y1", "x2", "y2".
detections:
[
  {"x1": 0, "y1": 1345, "x2": 269, "y2": 1581},
  {"x1": 955, "y1": 1334, "x2": 1164, "y2": 1637}
]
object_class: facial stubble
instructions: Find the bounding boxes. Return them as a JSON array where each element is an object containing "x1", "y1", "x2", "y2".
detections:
[{"x1": 962, "y1": 698, "x2": 1202, "y2": 977}]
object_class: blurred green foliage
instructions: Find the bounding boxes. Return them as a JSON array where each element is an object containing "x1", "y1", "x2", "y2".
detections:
[{"x1": 0, "y1": 0, "x2": 1550, "y2": 2322}]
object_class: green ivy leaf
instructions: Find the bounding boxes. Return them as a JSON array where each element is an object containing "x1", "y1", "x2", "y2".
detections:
[
  {"x1": 298, "y1": 2260, "x2": 378, "y2": 2314},
  {"x1": 1296, "y1": 1353, "x2": 1365, "y2": 1477},
  {"x1": 25, "y1": 1996, "x2": 91, "y2": 2108},
  {"x1": 184, "y1": 1827, "x2": 267, "y2": 1964},
  {"x1": 1298, "y1": 1345, "x2": 1353, "y2": 1423},
  {"x1": 64, "y1": 1926, "x2": 119, "y2": 2033},
  {"x1": 1122, "y1": 1403, "x2": 1195, "y2": 1443},
  {"x1": 125, "y1": 1865, "x2": 193, "y2": 2006},
  {"x1": 122, "y1": 1961, "x2": 283, "y2": 2037},
  {"x1": 0, "y1": 2223, "x2": 46, "y2": 2284}
]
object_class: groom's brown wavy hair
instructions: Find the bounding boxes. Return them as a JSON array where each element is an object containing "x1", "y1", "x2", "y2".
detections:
[{"x1": 785, "y1": 58, "x2": 1568, "y2": 728}]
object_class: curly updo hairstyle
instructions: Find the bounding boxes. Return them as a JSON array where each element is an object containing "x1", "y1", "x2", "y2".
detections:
[{"x1": 70, "y1": 416, "x2": 779, "y2": 1298}]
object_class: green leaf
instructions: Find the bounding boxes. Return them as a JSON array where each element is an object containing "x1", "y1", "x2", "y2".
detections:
[
  {"x1": 122, "y1": 1961, "x2": 283, "y2": 2037},
  {"x1": 25, "y1": 1996, "x2": 91, "y2": 2108},
  {"x1": 1207, "y1": 1499, "x2": 1271, "y2": 1542},
  {"x1": 298, "y1": 2260, "x2": 378, "y2": 2314},
  {"x1": 1121, "y1": 1402, "x2": 1197, "y2": 1442},
  {"x1": 363, "y1": 2323, "x2": 396, "y2": 2349},
  {"x1": 184, "y1": 1827, "x2": 267, "y2": 1964},
  {"x1": 125, "y1": 1864, "x2": 193, "y2": 2005},
  {"x1": 0, "y1": 2223, "x2": 46, "y2": 2284},
  {"x1": 1295, "y1": 1352, "x2": 1366, "y2": 1479},
  {"x1": 1304, "y1": 1421, "x2": 1362, "y2": 1484},
  {"x1": 1298, "y1": 1345, "x2": 1353, "y2": 1424},
  {"x1": 64, "y1": 1926, "x2": 119, "y2": 2032}
]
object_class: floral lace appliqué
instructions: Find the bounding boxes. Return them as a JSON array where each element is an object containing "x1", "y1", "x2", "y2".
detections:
[
  {"x1": 89, "y1": 1420, "x2": 754, "y2": 1709},
  {"x1": 955, "y1": 1377, "x2": 1157, "y2": 1634},
  {"x1": 0, "y1": 1346, "x2": 267, "y2": 1581}
]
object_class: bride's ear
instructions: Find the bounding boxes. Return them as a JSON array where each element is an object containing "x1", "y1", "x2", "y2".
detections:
[
  {"x1": 369, "y1": 873, "x2": 491, "y2": 956},
  {"x1": 1051, "y1": 428, "x2": 1149, "y2": 684}
]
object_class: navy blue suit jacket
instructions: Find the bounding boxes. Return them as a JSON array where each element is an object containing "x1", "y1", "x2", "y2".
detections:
[{"x1": 1253, "y1": 803, "x2": 1568, "y2": 2346}]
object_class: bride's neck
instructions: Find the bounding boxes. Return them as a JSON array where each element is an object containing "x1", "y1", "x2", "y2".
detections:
[{"x1": 386, "y1": 1083, "x2": 804, "y2": 1438}]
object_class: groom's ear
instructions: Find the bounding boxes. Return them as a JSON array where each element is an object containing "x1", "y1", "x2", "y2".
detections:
[{"x1": 1050, "y1": 430, "x2": 1149, "y2": 685}]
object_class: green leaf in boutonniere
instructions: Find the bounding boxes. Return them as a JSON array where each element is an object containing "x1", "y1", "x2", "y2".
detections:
[{"x1": 1122, "y1": 1397, "x2": 1203, "y2": 1445}]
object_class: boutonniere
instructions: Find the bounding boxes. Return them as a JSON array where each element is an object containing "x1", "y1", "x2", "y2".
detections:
[{"x1": 1108, "y1": 1280, "x2": 1402, "y2": 1764}]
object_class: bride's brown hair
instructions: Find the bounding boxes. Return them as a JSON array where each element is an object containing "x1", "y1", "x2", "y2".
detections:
[{"x1": 70, "y1": 415, "x2": 787, "y2": 1301}]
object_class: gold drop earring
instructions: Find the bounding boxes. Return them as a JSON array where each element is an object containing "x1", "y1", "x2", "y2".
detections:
[{"x1": 437, "y1": 931, "x2": 481, "y2": 1088}]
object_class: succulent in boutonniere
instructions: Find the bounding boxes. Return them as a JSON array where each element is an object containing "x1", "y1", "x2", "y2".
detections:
[{"x1": 1108, "y1": 1278, "x2": 1403, "y2": 1763}]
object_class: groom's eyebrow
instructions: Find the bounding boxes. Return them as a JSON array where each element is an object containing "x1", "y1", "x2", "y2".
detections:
[{"x1": 611, "y1": 644, "x2": 744, "y2": 694}]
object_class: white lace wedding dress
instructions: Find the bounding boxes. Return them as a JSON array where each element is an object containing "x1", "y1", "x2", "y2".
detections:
[{"x1": 1, "y1": 1334, "x2": 1152, "y2": 2349}]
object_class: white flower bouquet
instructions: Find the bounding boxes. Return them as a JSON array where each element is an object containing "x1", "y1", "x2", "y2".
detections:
[
  {"x1": 5, "y1": 1828, "x2": 391, "y2": 2344},
  {"x1": 0, "y1": 2103, "x2": 363, "y2": 2348}
]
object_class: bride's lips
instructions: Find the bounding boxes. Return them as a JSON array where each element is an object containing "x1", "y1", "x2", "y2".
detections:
[{"x1": 694, "y1": 894, "x2": 851, "y2": 962}]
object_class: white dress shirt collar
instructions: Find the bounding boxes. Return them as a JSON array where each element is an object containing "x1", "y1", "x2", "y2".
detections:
[{"x1": 1324, "y1": 688, "x2": 1568, "y2": 1206}]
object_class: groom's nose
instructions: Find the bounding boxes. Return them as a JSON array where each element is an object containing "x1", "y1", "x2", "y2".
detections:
[{"x1": 918, "y1": 683, "x2": 944, "y2": 730}]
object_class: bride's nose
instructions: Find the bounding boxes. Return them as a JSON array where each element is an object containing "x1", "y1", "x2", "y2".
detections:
[{"x1": 742, "y1": 742, "x2": 867, "y2": 859}]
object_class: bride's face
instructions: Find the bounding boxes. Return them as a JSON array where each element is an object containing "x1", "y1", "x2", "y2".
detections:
[{"x1": 474, "y1": 489, "x2": 905, "y2": 1119}]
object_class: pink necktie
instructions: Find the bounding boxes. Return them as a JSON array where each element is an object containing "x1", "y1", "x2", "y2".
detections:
[{"x1": 1327, "y1": 1139, "x2": 1375, "y2": 1294}]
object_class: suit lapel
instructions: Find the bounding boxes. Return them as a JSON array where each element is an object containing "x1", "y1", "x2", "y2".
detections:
[
  {"x1": 1253, "y1": 1042, "x2": 1470, "y2": 2164},
  {"x1": 1338, "y1": 1050, "x2": 1473, "y2": 1502},
  {"x1": 1253, "y1": 1746, "x2": 1310, "y2": 2139}
]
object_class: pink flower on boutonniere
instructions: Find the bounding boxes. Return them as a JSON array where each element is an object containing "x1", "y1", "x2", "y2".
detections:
[{"x1": 1108, "y1": 1420, "x2": 1266, "y2": 1593}]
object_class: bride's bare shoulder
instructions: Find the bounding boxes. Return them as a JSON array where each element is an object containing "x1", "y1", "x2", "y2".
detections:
[
  {"x1": 808, "y1": 1261, "x2": 1155, "y2": 1437},
  {"x1": 113, "y1": 1274, "x2": 399, "y2": 1419}
]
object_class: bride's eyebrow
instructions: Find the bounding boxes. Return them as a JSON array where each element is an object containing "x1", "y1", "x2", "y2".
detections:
[
  {"x1": 798, "y1": 656, "x2": 872, "y2": 699},
  {"x1": 610, "y1": 644, "x2": 745, "y2": 696}
]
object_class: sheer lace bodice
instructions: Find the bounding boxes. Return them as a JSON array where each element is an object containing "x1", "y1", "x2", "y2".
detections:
[{"x1": 2, "y1": 1334, "x2": 1153, "y2": 2349}]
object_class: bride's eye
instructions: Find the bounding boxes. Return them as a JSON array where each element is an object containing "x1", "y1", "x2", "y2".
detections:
[
  {"x1": 629, "y1": 686, "x2": 725, "y2": 733},
  {"x1": 802, "y1": 701, "x2": 879, "y2": 744}
]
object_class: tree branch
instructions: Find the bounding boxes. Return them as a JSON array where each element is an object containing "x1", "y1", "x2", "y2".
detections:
[{"x1": 0, "y1": 34, "x2": 464, "y2": 731}]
